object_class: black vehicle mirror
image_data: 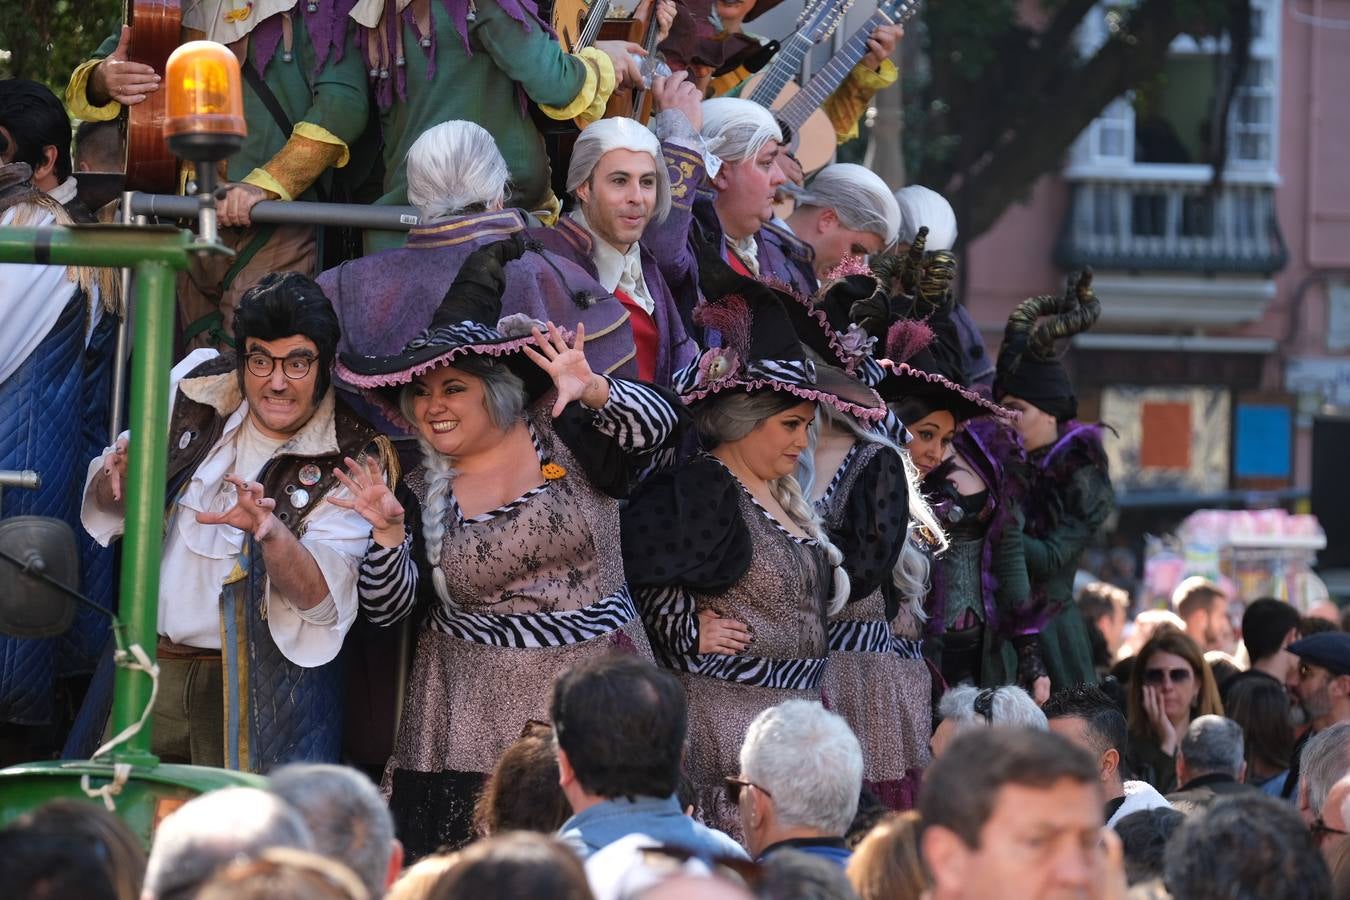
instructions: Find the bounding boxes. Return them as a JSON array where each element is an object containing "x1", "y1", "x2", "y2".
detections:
[{"x1": 0, "y1": 516, "x2": 79, "y2": 639}]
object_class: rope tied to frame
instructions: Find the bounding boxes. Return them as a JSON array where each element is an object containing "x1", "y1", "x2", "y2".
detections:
[{"x1": 80, "y1": 642, "x2": 161, "y2": 811}]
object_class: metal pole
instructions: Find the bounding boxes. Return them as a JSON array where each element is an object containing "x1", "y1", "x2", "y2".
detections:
[
  {"x1": 109, "y1": 195, "x2": 136, "y2": 444},
  {"x1": 129, "y1": 193, "x2": 422, "y2": 231},
  {"x1": 109, "y1": 258, "x2": 176, "y2": 766}
]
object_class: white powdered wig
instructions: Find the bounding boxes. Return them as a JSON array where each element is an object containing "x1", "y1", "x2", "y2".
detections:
[
  {"x1": 894, "y1": 184, "x2": 957, "y2": 250},
  {"x1": 797, "y1": 163, "x2": 901, "y2": 245},
  {"x1": 700, "y1": 97, "x2": 783, "y2": 164},
  {"x1": 566, "y1": 117, "x2": 672, "y2": 224},
  {"x1": 406, "y1": 120, "x2": 510, "y2": 220}
]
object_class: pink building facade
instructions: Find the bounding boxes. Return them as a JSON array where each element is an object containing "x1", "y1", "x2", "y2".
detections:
[{"x1": 959, "y1": 0, "x2": 1350, "y2": 564}]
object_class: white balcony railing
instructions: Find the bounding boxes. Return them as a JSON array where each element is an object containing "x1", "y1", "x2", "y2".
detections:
[{"x1": 1055, "y1": 176, "x2": 1287, "y2": 274}]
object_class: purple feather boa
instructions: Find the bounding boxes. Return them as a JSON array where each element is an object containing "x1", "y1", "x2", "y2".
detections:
[
  {"x1": 921, "y1": 418, "x2": 1027, "y2": 643},
  {"x1": 1024, "y1": 420, "x2": 1107, "y2": 536},
  {"x1": 1019, "y1": 420, "x2": 1109, "y2": 629}
]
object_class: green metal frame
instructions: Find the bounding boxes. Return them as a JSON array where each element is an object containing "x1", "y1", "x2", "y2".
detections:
[{"x1": 0, "y1": 224, "x2": 263, "y2": 837}]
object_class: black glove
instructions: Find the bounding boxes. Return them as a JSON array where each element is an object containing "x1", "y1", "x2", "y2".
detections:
[{"x1": 1012, "y1": 633, "x2": 1048, "y2": 690}]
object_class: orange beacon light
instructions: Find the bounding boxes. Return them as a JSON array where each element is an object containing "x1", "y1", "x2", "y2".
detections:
[{"x1": 163, "y1": 40, "x2": 247, "y2": 162}]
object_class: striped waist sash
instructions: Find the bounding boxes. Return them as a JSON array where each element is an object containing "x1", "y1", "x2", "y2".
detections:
[
  {"x1": 828, "y1": 619, "x2": 925, "y2": 661},
  {"x1": 428, "y1": 586, "x2": 640, "y2": 649}
]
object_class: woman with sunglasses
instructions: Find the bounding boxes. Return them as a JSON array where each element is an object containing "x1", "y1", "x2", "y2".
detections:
[{"x1": 1126, "y1": 628, "x2": 1224, "y2": 792}]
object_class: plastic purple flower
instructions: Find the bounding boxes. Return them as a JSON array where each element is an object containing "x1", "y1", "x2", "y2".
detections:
[{"x1": 838, "y1": 324, "x2": 876, "y2": 361}]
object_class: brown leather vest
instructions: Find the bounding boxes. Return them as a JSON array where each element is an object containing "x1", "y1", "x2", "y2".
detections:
[{"x1": 164, "y1": 353, "x2": 394, "y2": 536}]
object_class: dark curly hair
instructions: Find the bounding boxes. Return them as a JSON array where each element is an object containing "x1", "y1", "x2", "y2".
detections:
[{"x1": 233, "y1": 272, "x2": 341, "y2": 400}]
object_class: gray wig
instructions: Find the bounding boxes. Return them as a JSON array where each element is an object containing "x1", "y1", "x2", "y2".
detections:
[
  {"x1": 700, "y1": 97, "x2": 783, "y2": 164},
  {"x1": 406, "y1": 121, "x2": 510, "y2": 220},
  {"x1": 566, "y1": 117, "x2": 672, "y2": 224},
  {"x1": 796, "y1": 163, "x2": 901, "y2": 246}
]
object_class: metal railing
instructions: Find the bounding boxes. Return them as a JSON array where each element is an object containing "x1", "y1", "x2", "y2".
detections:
[{"x1": 1054, "y1": 176, "x2": 1288, "y2": 274}]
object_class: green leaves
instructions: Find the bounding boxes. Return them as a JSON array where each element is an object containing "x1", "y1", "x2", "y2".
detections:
[{"x1": 0, "y1": 0, "x2": 122, "y2": 95}]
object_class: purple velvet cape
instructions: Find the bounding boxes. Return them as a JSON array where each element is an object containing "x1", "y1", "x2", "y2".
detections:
[
  {"x1": 640, "y1": 141, "x2": 818, "y2": 341},
  {"x1": 527, "y1": 216, "x2": 698, "y2": 388},
  {"x1": 316, "y1": 209, "x2": 638, "y2": 379}
]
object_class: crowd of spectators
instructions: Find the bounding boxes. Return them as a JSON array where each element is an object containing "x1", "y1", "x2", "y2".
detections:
[{"x1": 5, "y1": 578, "x2": 1350, "y2": 900}]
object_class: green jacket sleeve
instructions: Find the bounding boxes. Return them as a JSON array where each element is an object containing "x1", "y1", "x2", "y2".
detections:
[
  {"x1": 472, "y1": 0, "x2": 591, "y2": 108},
  {"x1": 1022, "y1": 466, "x2": 1113, "y2": 578}
]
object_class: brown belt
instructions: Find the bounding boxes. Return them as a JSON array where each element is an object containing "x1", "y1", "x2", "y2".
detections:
[{"x1": 156, "y1": 636, "x2": 221, "y2": 661}]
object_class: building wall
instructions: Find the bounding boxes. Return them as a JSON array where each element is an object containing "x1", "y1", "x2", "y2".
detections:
[{"x1": 955, "y1": 0, "x2": 1350, "y2": 492}]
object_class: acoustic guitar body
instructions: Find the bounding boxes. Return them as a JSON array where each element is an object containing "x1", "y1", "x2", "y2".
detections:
[
  {"x1": 738, "y1": 72, "x2": 837, "y2": 175},
  {"x1": 123, "y1": 0, "x2": 183, "y2": 193},
  {"x1": 550, "y1": 0, "x2": 593, "y2": 53}
]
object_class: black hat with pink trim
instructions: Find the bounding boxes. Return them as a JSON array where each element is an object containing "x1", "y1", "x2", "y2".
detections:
[
  {"x1": 878, "y1": 318, "x2": 1013, "y2": 423},
  {"x1": 671, "y1": 270, "x2": 885, "y2": 423},
  {"x1": 335, "y1": 236, "x2": 555, "y2": 412}
]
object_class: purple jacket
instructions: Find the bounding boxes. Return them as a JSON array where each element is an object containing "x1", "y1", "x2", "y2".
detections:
[
  {"x1": 641, "y1": 141, "x2": 818, "y2": 338},
  {"x1": 316, "y1": 209, "x2": 638, "y2": 379},
  {"x1": 527, "y1": 216, "x2": 698, "y2": 387}
]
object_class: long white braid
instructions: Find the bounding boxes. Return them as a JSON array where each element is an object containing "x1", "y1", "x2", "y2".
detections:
[
  {"x1": 770, "y1": 474, "x2": 850, "y2": 615},
  {"x1": 811, "y1": 404, "x2": 945, "y2": 621},
  {"x1": 415, "y1": 438, "x2": 460, "y2": 609},
  {"x1": 894, "y1": 449, "x2": 947, "y2": 622}
]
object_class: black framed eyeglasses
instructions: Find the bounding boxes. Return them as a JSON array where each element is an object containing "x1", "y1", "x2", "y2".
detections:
[
  {"x1": 244, "y1": 351, "x2": 317, "y2": 380},
  {"x1": 1143, "y1": 667, "x2": 1194, "y2": 686},
  {"x1": 724, "y1": 776, "x2": 773, "y2": 806}
]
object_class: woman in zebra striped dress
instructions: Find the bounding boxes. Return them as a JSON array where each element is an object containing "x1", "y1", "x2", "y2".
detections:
[
  {"x1": 621, "y1": 274, "x2": 886, "y2": 837},
  {"x1": 783, "y1": 272, "x2": 940, "y2": 812},
  {"x1": 332, "y1": 237, "x2": 682, "y2": 858}
]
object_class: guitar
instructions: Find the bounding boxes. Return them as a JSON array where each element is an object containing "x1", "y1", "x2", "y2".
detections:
[
  {"x1": 551, "y1": 0, "x2": 614, "y2": 56},
  {"x1": 539, "y1": 0, "x2": 613, "y2": 197},
  {"x1": 741, "y1": 0, "x2": 854, "y2": 112},
  {"x1": 746, "y1": 0, "x2": 923, "y2": 174},
  {"x1": 122, "y1": 0, "x2": 182, "y2": 193}
]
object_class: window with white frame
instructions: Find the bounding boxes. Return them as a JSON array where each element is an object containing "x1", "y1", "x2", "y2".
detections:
[{"x1": 1071, "y1": 0, "x2": 1280, "y2": 177}]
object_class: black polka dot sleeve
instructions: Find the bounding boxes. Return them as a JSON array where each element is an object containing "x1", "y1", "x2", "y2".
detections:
[
  {"x1": 622, "y1": 455, "x2": 753, "y2": 660},
  {"x1": 831, "y1": 446, "x2": 910, "y2": 604}
]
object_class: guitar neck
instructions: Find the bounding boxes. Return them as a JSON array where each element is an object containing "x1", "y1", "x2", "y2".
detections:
[
  {"x1": 777, "y1": 11, "x2": 888, "y2": 131},
  {"x1": 576, "y1": 0, "x2": 612, "y2": 50},
  {"x1": 746, "y1": 30, "x2": 819, "y2": 107},
  {"x1": 778, "y1": 0, "x2": 918, "y2": 132}
]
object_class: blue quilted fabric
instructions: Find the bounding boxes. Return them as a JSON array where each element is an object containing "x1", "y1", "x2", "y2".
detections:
[
  {"x1": 59, "y1": 312, "x2": 119, "y2": 674},
  {"x1": 0, "y1": 293, "x2": 87, "y2": 726},
  {"x1": 241, "y1": 551, "x2": 344, "y2": 772}
]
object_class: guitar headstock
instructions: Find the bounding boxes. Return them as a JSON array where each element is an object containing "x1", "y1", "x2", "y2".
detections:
[
  {"x1": 794, "y1": 0, "x2": 857, "y2": 42},
  {"x1": 877, "y1": 0, "x2": 924, "y2": 24}
]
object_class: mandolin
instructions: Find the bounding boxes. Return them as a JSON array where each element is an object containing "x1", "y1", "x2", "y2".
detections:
[
  {"x1": 597, "y1": 0, "x2": 664, "y2": 122},
  {"x1": 122, "y1": 0, "x2": 183, "y2": 194}
]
